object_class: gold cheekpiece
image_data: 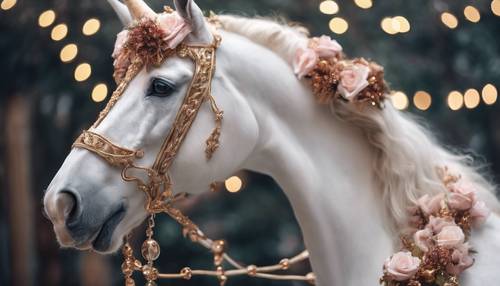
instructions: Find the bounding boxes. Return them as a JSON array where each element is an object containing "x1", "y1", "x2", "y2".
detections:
[{"x1": 72, "y1": 17, "x2": 314, "y2": 286}]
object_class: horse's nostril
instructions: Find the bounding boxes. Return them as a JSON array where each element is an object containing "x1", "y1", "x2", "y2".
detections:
[{"x1": 57, "y1": 190, "x2": 80, "y2": 223}]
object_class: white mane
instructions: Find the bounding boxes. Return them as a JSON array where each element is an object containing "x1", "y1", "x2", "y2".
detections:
[{"x1": 218, "y1": 15, "x2": 500, "y2": 229}]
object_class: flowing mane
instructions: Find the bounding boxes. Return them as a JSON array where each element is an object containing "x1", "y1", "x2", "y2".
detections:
[{"x1": 217, "y1": 15, "x2": 500, "y2": 229}]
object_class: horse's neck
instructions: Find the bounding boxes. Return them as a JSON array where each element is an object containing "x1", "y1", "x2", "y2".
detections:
[{"x1": 222, "y1": 32, "x2": 394, "y2": 285}]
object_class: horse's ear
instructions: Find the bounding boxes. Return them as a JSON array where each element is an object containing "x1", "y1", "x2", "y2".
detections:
[
  {"x1": 107, "y1": 0, "x2": 132, "y2": 26},
  {"x1": 174, "y1": 0, "x2": 212, "y2": 43}
]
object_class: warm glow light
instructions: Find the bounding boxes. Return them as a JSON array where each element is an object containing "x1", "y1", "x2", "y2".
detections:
[
  {"x1": 319, "y1": 0, "x2": 339, "y2": 15},
  {"x1": 482, "y1": 84, "x2": 498, "y2": 105},
  {"x1": 91, "y1": 83, "x2": 108, "y2": 102},
  {"x1": 464, "y1": 6, "x2": 481, "y2": 23},
  {"x1": 82, "y1": 18, "x2": 101, "y2": 36},
  {"x1": 51, "y1": 24, "x2": 68, "y2": 41},
  {"x1": 391, "y1": 91, "x2": 409, "y2": 110},
  {"x1": 329, "y1": 17, "x2": 349, "y2": 34},
  {"x1": 60, "y1": 44, "x2": 78, "y2": 63},
  {"x1": 441, "y1": 12, "x2": 458, "y2": 29},
  {"x1": 38, "y1": 10, "x2": 56, "y2": 28},
  {"x1": 492, "y1": 0, "x2": 500, "y2": 16},
  {"x1": 413, "y1": 91, "x2": 432, "y2": 110},
  {"x1": 381, "y1": 17, "x2": 397, "y2": 35},
  {"x1": 464, "y1": 89, "x2": 480, "y2": 109},
  {"x1": 447, "y1": 91, "x2": 464, "y2": 110},
  {"x1": 74, "y1": 63, "x2": 92, "y2": 82},
  {"x1": 354, "y1": 0, "x2": 372, "y2": 9},
  {"x1": 394, "y1": 16, "x2": 410, "y2": 33},
  {"x1": 1, "y1": 0, "x2": 16, "y2": 10},
  {"x1": 390, "y1": 17, "x2": 401, "y2": 32},
  {"x1": 225, "y1": 176, "x2": 242, "y2": 193}
]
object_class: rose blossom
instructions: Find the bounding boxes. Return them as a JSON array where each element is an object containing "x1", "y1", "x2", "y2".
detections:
[
  {"x1": 470, "y1": 201, "x2": 491, "y2": 226},
  {"x1": 417, "y1": 193, "x2": 444, "y2": 216},
  {"x1": 383, "y1": 251, "x2": 421, "y2": 281},
  {"x1": 293, "y1": 47, "x2": 319, "y2": 79},
  {"x1": 414, "y1": 228, "x2": 433, "y2": 252},
  {"x1": 425, "y1": 216, "x2": 455, "y2": 234},
  {"x1": 158, "y1": 12, "x2": 192, "y2": 49},
  {"x1": 337, "y1": 64, "x2": 370, "y2": 100},
  {"x1": 436, "y1": 225, "x2": 465, "y2": 248},
  {"x1": 446, "y1": 243, "x2": 474, "y2": 275},
  {"x1": 447, "y1": 181, "x2": 477, "y2": 210},
  {"x1": 310, "y1": 35, "x2": 342, "y2": 58}
]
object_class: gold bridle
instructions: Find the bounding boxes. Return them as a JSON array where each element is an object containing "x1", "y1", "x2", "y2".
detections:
[{"x1": 71, "y1": 15, "x2": 314, "y2": 286}]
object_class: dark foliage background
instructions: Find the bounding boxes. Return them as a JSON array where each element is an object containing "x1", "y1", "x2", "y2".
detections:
[{"x1": 1, "y1": 0, "x2": 499, "y2": 285}]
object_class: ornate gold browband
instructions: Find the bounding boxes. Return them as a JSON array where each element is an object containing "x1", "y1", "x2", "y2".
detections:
[{"x1": 72, "y1": 15, "x2": 314, "y2": 286}]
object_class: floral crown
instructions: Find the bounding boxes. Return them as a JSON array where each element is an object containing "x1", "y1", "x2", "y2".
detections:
[{"x1": 293, "y1": 35, "x2": 388, "y2": 108}]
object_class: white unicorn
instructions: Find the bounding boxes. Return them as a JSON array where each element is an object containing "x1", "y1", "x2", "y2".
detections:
[{"x1": 43, "y1": 0, "x2": 500, "y2": 285}]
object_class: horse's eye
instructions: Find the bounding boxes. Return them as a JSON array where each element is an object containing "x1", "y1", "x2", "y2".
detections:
[{"x1": 147, "y1": 78, "x2": 176, "y2": 97}]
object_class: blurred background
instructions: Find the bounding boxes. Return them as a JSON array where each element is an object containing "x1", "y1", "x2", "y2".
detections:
[{"x1": 1, "y1": 0, "x2": 500, "y2": 285}]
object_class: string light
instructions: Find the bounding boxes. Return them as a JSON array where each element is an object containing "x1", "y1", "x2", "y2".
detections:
[
  {"x1": 354, "y1": 0, "x2": 372, "y2": 9},
  {"x1": 319, "y1": 0, "x2": 339, "y2": 15},
  {"x1": 38, "y1": 10, "x2": 56, "y2": 28},
  {"x1": 413, "y1": 91, "x2": 432, "y2": 110},
  {"x1": 441, "y1": 12, "x2": 458, "y2": 29},
  {"x1": 74, "y1": 63, "x2": 92, "y2": 82},
  {"x1": 91, "y1": 83, "x2": 108, "y2": 102},
  {"x1": 0, "y1": 0, "x2": 16, "y2": 10},
  {"x1": 482, "y1": 84, "x2": 498, "y2": 105},
  {"x1": 464, "y1": 6, "x2": 481, "y2": 23},
  {"x1": 447, "y1": 91, "x2": 463, "y2": 110},
  {"x1": 463, "y1": 89, "x2": 480, "y2": 109},
  {"x1": 329, "y1": 17, "x2": 349, "y2": 34},
  {"x1": 225, "y1": 176, "x2": 243, "y2": 193},
  {"x1": 60, "y1": 44, "x2": 78, "y2": 63},
  {"x1": 492, "y1": 0, "x2": 500, "y2": 16},
  {"x1": 51, "y1": 23, "x2": 68, "y2": 41},
  {"x1": 82, "y1": 18, "x2": 101, "y2": 36},
  {"x1": 391, "y1": 91, "x2": 409, "y2": 110}
]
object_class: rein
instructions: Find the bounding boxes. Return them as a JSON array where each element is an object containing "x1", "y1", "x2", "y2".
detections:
[{"x1": 72, "y1": 14, "x2": 314, "y2": 286}]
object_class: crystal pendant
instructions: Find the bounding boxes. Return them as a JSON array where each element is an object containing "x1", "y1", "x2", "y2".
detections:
[{"x1": 141, "y1": 239, "x2": 161, "y2": 261}]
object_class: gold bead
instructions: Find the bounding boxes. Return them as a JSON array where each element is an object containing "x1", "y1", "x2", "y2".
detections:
[
  {"x1": 279, "y1": 258, "x2": 290, "y2": 270},
  {"x1": 122, "y1": 244, "x2": 133, "y2": 257},
  {"x1": 121, "y1": 262, "x2": 134, "y2": 276},
  {"x1": 141, "y1": 239, "x2": 160, "y2": 261},
  {"x1": 421, "y1": 269, "x2": 436, "y2": 283},
  {"x1": 246, "y1": 265, "x2": 257, "y2": 276},
  {"x1": 145, "y1": 281, "x2": 157, "y2": 286},
  {"x1": 212, "y1": 240, "x2": 226, "y2": 254},
  {"x1": 181, "y1": 267, "x2": 192, "y2": 280},
  {"x1": 306, "y1": 272, "x2": 316, "y2": 285},
  {"x1": 142, "y1": 265, "x2": 159, "y2": 281},
  {"x1": 125, "y1": 278, "x2": 135, "y2": 286}
]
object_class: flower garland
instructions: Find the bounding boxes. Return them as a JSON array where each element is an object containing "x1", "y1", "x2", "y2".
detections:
[
  {"x1": 293, "y1": 35, "x2": 388, "y2": 107},
  {"x1": 380, "y1": 167, "x2": 491, "y2": 286}
]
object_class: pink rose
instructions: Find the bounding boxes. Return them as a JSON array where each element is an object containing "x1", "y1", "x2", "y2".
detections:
[
  {"x1": 293, "y1": 47, "x2": 319, "y2": 79},
  {"x1": 112, "y1": 30, "x2": 129, "y2": 59},
  {"x1": 158, "y1": 12, "x2": 192, "y2": 49},
  {"x1": 436, "y1": 225, "x2": 465, "y2": 248},
  {"x1": 310, "y1": 35, "x2": 342, "y2": 58},
  {"x1": 417, "y1": 193, "x2": 444, "y2": 216},
  {"x1": 447, "y1": 181, "x2": 477, "y2": 210},
  {"x1": 470, "y1": 201, "x2": 491, "y2": 226},
  {"x1": 383, "y1": 251, "x2": 421, "y2": 281},
  {"x1": 414, "y1": 228, "x2": 433, "y2": 252},
  {"x1": 426, "y1": 216, "x2": 455, "y2": 234},
  {"x1": 446, "y1": 243, "x2": 474, "y2": 275},
  {"x1": 337, "y1": 64, "x2": 370, "y2": 100}
]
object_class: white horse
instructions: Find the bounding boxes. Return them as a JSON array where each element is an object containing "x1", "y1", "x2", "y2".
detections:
[{"x1": 43, "y1": 0, "x2": 500, "y2": 285}]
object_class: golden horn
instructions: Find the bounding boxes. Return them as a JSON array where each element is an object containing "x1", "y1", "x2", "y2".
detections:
[{"x1": 123, "y1": 0, "x2": 156, "y2": 20}]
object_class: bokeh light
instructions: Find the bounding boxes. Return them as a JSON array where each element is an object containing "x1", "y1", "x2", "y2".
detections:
[
  {"x1": 482, "y1": 84, "x2": 498, "y2": 105},
  {"x1": 225, "y1": 176, "x2": 243, "y2": 193},
  {"x1": 38, "y1": 10, "x2": 56, "y2": 28},
  {"x1": 464, "y1": 6, "x2": 481, "y2": 23},
  {"x1": 394, "y1": 16, "x2": 410, "y2": 33},
  {"x1": 51, "y1": 24, "x2": 68, "y2": 41},
  {"x1": 354, "y1": 0, "x2": 372, "y2": 9},
  {"x1": 319, "y1": 0, "x2": 339, "y2": 15},
  {"x1": 0, "y1": 0, "x2": 16, "y2": 10},
  {"x1": 492, "y1": 0, "x2": 500, "y2": 16},
  {"x1": 447, "y1": 91, "x2": 464, "y2": 110},
  {"x1": 441, "y1": 12, "x2": 458, "y2": 29},
  {"x1": 329, "y1": 17, "x2": 349, "y2": 34},
  {"x1": 413, "y1": 91, "x2": 432, "y2": 110},
  {"x1": 381, "y1": 17, "x2": 398, "y2": 35},
  {"x1": 82, "y1": 18, "x2": 101, "y2": 36},
  {"x1": 60, "y1": 44, "x2": 78, "y2": 63},
  {"x1": 391, "y1": 91, "x2": 409, "y2": 110},
  {"x1": 464, "y1": 89, "x2": 480, "y2": 109},
  {"x1": 74, "y1": 63, "x2": 92, "y2": 82},
  {"x1": 91, "y1": 83, "x2": 108, "y2": 102}
]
